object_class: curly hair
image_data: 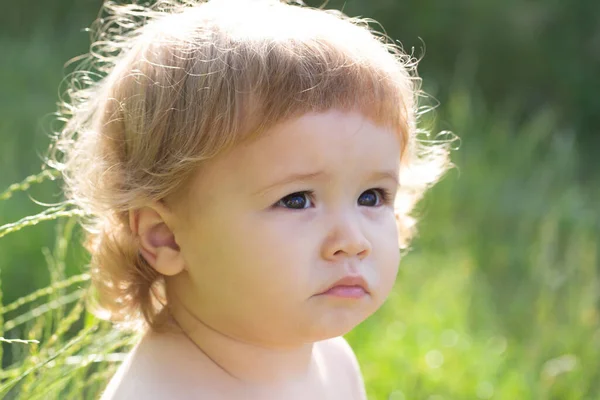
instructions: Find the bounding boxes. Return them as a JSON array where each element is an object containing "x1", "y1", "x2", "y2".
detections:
[{"x1": 49, "y1": 0, "x2": 453, "y2": 331}]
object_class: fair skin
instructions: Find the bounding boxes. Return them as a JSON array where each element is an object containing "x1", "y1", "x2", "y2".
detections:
[{"x1": 102, "y1": 109, "x2": 402, "y2": 399}]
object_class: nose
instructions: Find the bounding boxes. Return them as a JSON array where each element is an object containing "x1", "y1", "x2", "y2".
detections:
[{"x1": 321, "y1": 211, "x2": 372, "y2": 261}]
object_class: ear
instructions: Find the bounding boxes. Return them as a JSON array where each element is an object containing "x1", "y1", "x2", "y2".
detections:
[{"x1": 129, "y1": 202, "x2": 185, "y2": 276}]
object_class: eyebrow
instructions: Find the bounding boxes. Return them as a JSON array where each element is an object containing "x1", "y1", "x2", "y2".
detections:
[{"x1": 254, "y1": 169, "x2": 400, "y2": 196}]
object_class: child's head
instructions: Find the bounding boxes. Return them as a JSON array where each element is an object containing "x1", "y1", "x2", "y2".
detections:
[{"x1": 51, "y1": 0, "x2": 451, "y2": 337}]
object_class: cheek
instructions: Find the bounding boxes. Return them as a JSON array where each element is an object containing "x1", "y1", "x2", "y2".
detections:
[
  {"x1": 373, "y1": 215, "x2": 401, "y2": 294},
  {"x1": 183, "y1": 213, "x2": 312, "y2": 295},
  {"x1": 233, "y1": 215, "x2": 315, "y2": 284}
]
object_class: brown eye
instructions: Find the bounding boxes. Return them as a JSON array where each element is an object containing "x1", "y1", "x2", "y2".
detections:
[{"x1": 276, "y1": 191, "x2": 313, "y2": 209}]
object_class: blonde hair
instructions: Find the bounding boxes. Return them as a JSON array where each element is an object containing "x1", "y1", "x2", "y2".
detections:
[{"x1": 50, "y1": 0, "x2": 453, "y2": 331}]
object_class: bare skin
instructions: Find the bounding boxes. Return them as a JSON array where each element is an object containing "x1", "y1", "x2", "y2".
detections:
[{"x1": 101, "y1": 329, "x2": 366, "y2": 399}]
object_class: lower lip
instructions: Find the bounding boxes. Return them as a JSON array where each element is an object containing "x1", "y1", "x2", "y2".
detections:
[{"x1": 322, "y1": 285, "x2": 367, "y2": 299}]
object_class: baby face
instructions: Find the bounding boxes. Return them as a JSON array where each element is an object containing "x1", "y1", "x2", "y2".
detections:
[{"x1": 169, "y1": 109, "x2": 401, "y2": 347}]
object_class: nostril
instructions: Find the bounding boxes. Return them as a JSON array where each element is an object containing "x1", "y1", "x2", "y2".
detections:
[{"x1": 331, "y1": 242, "x2": 370, "y2": 259}]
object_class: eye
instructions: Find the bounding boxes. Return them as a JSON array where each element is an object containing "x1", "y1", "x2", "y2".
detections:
[
  {"x1": 358, "y1": 189, "x2": 390, "y2": 207},
  {"x1": 276, "y1": 191, "x2": 314, "y2": 210}
]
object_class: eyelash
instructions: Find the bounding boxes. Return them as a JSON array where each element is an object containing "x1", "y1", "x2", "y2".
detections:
[{"x1": 275, "y1": 188, "x2": 394, "y2": 210}]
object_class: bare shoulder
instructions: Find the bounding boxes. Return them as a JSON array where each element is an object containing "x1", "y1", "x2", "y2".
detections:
[
  {"x1": 100, "y1": 331, "x2": 222, "y2": 400},
  {"x1": 317, "y1": 336, "x2": 368, "y2": 400},
  {"x1": 99, "y1": 342, "x2": 151, "y2": 400},
  {"x1": 99, "y1": 335, "x2": 174, "y2": 400}
]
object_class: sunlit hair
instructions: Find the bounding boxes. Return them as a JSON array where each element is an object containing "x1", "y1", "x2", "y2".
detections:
[{"x1": 49, "y1": 0, "x2": 453, "y2": 331}]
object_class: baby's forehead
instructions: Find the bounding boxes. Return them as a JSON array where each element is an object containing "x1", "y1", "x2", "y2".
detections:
[{"x1": 189, "y1": 110, "x2": 401, "y2": 189}]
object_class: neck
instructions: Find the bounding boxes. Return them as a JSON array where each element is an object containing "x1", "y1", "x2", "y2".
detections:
[{"x1": 164, "y1": 290, "x2": 318, "y2": 387}]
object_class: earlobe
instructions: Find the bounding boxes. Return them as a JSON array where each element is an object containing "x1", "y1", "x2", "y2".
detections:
[{"x1": 129, "y1": 205, "x2": 186, "y2": 276}]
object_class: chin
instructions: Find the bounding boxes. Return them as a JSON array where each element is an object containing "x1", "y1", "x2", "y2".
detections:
[{"x1": 304, "y1": 308, "x2": 372, "y2": 342}]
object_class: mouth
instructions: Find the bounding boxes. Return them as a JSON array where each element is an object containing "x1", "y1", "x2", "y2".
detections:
[{"x1": 317, "y1": 275, "x2": 370, "y2": 299}]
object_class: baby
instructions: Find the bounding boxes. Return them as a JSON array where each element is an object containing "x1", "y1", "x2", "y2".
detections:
[{"x1": 50, "y1": 0, "x2": 451, "y2": 398}]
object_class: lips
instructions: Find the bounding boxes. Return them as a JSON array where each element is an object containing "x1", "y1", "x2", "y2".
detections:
[{"x1": 318, "y1": 275, "x2": 370, "y2": 296}]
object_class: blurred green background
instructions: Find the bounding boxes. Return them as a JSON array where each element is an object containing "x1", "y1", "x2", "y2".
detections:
[{"x1": 1, "y1": 0, "x2": 599, "y2": 399}]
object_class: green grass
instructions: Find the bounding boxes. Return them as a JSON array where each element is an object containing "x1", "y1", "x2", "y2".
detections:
[
  {"x1": 0, "y1": 205, "x2": 137, "y2": 399},
  {"x1": 1, "y1": 30, "x2": 599, "y2": 400}
]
